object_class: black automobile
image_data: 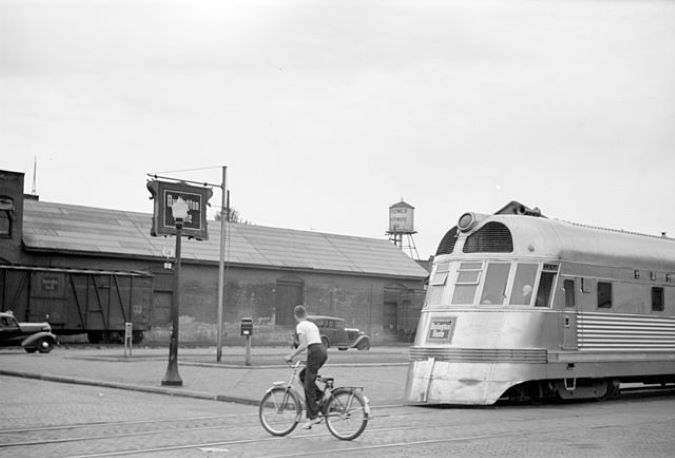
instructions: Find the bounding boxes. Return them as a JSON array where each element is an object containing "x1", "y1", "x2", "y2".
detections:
[
  {"x1": 0, "y1": 311, "x2": 57, "y2": 353},
  {"x1": 292, "y1": 315, "x2": 370, "y2": 351}
]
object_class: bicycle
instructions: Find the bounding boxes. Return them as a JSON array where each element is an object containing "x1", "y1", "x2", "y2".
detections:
[{"x1": 259, "y1": 361, "x2": 370, "y2": 440}]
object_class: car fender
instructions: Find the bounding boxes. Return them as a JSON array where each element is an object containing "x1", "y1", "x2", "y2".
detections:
[
  {"x1": 21, "y1": 331, "x2": 57, "y2": 348},
  {"x1": 351, "y1": 335, "x2": 371, "y2": 350}
]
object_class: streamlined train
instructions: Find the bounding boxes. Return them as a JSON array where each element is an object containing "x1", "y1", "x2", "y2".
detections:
[{"x1": 405, "y1": 202, "x2": 675, "y2": 405}]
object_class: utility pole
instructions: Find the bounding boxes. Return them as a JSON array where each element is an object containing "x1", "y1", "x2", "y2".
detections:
[{"x1": 216, "y1": 166, "x2": 227, "y2": 362}]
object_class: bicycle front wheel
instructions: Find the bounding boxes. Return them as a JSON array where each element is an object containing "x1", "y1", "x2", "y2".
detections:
[
  {"x1": 324, "y1": 388, "x2": 369, "y2": 441},
  {"x1": 259, "y1": 387, "x2": 302, "y2": 436}
]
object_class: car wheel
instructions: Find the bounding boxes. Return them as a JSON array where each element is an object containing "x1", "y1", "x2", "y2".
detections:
[
  {"x1": 37, "y1": 337, "x2": 54, "y2": 354},
  {"x1": 321, "y1": 337, "x2": 330, "y2": 348},
  {"x1": 338, "y1": 347, "x2": 348, "y2": 351}
]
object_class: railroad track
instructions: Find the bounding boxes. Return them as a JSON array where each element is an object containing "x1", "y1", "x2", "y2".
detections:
[{"x1": 2, "y1": 388, "x2": 674, "y2": 458}]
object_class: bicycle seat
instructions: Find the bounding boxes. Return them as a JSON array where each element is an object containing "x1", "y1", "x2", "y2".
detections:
[{"x1": 317, "y1": 375, "x2": 334, "y2": 384}]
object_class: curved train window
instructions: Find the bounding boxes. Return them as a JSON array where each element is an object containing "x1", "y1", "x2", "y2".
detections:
[
  {"x1": 597, "y1": 282, "x2": 612, "y2": 309},
  {"x1": 509, "y1": 264, "x2": 538, "y2": 305},
  {"x1": 535, "y1": 266, "x2": 558, "y2": 307},
  {"x1": 451, "y1": 262, "x2": 482, "y2": 304},
  {"x1": 480, "y1": 263, "x2": 510, "y2": 305},
  {"x1": 564, "y1": 279, "x2": 576, "y2": 308},
  {"x1": 430, "y1": 262, "x2": 451, "y2": 286},
  {"x1": 427, "y1": 262, "x2": 451, "y2": 305},
  {"x1": 652, "y1": 287, "x2": 664, "y2": 312},
  {"x1": 436, "y1": 227, "x2": 458, "y2": 255},
  {"x1": 463, "y1": 222, "x2": 513, "y2": 253}
]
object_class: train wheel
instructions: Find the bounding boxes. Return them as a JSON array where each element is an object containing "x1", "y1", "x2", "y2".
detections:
[
  {"x1": 103, "y1": 331, "x2": 123, "y2": 344},
  {"x1": 132, "y1": 330, "x2": 144, "y2": 344},
  {"x1": 600, "y1": 380, "x2": 620, "y2": 400}
]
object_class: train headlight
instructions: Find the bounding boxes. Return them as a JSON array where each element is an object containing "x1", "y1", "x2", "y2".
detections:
[{"x1": 458, "y1": 212, "x2": 486, "y2": 232}]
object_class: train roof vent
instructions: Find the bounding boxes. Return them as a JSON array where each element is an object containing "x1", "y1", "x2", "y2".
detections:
[
  {"x1": 436, "y1": 226, "x2": 458, "y2": 255},
  {"x1": 463, "y1": 222, "x2": 513, "y2": 253}
]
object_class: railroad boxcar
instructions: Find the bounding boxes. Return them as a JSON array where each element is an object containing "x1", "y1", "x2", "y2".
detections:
[
  {"x1": 0, "y1": 265, "x2": 153, "y2": 343},
  {"x1": 406, "y1": 203, "x2": 675, "y2": 404}
]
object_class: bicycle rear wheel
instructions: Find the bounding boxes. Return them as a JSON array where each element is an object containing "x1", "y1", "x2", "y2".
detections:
[
  {"x1": 324, "y1": 388, "x2": 369, "y2": 440},
  {"x1": 259, "y1": 387, "x2": 302, "y2": 436}
]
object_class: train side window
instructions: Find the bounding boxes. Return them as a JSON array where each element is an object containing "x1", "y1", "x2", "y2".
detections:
[
  {"x1": 535, "y1": 271, "x2": 556, "y2": 307},
  {"x1": 451, "y1": 262, "x2": 482, "y2": 305},
  {"x1": 509, "y1": 263, "x2": 538, "y2": 305},
  {"x1": 480, "y1": 263, "x2": 510, "y2": 305},
  {"x1": 597, "y1": 282, "x2": 612, "y2": 308},
  {"x1": 564, "y1": 279, "x2": 576, "y2": 308},
  {"x1": 652, "y1": 287, "x2": 664, "y2": 312}
]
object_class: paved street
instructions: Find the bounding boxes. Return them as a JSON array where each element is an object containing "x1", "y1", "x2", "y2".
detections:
[
  {"x1": 1, "y1": 374, "x2": 675, "y2": 457},
  {"x1": 2, "y1": 346, "x2": 675, "y2": 457},
  {"x1": 0, "y1": 346, "x2": 412, "y2": 406}
]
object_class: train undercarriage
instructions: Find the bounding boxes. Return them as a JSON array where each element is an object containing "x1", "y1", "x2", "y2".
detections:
[{"x1": 501, "y1": 375, "x2": 675, "y2": 403}]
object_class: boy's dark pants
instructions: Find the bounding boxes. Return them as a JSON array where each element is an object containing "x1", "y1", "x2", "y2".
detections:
[{"x1": 300, "y1": 343, "x2": 328, "y2": 419}]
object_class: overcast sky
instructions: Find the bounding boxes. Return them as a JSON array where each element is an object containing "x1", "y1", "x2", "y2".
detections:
[{"x1": 1, "y1": 0, "x2": 674, "y2": 259}]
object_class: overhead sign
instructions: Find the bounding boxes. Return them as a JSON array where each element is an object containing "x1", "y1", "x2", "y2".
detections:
[{"x1": 147, "y1": 180, "x2": 213, "y2": 240}]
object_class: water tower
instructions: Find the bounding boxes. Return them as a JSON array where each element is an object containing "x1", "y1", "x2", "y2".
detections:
[{"x1": 387, "y1": 199, "x2": 420, "y2": 259}]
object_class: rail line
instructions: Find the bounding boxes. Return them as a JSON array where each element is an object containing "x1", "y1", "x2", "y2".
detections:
[
  {"x1": 59, "y1": 412, "x2": 675, "y2": 458},
  {"x1": 2, "y1": 389, "x2": 673, "y2": 457}
]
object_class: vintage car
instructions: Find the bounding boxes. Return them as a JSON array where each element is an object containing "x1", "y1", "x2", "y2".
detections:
[
  {"x1": 293, "y1": 315, "x2": 370, "y2": 351},
  {"x1": 0, "y1": 311, "x2": 57, "y2": 353}
]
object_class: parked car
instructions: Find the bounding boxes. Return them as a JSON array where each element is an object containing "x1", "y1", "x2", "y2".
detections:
[
  {"x1": 0, "y1": 311, "x2": 57, "y2": 353},
  {"x1": 292, "y1": 315, "x2": 370, "y2": 351}
]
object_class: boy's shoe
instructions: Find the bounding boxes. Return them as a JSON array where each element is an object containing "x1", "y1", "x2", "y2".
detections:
[{"x1": 302, "y1": 417, "x2": 323, "y2": 429}]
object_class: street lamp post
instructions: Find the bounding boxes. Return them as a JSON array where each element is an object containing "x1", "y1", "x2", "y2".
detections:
[{"x1": 161, "y1": 196, "x2": 189, "y2": 386}]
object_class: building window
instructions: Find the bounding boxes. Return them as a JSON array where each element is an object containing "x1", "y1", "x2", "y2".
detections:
[
  {"x1": 0, "y1": 196, "x2": 15, "y2": 238},
  {"x1": 652, "y1": 287, "x2": 664, "y2": 312},
  {"x1": 564, "y1": 279, "x2": 576, "y2": 308},
  {"x1": 598, "y1": 282, "x2": 612, "y2": 309}
]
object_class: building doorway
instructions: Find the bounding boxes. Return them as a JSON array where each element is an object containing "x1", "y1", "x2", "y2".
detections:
[
  {"x1": 383, "y1": 301, "x2": 398, "y2": 335},
  {"x1": 275, "y1": 276, "x2": 304, "y2": 326}
]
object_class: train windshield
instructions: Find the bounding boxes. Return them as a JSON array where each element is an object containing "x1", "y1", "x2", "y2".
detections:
[
  {"x1": 509, "y1": 263, "x2": 538, "y2": 305},
  {"x1": 434, "y1": 260, "x2": 558, "y2": 307},
  {"x1": 479, "y1": 263, "x2": 510, "y2": 305},
  {"x1": 451, "y1": 262, "x2": 482, "y2": 304}
]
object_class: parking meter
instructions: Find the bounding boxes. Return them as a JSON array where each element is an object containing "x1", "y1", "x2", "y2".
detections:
[{"x1": 240, "y1": 317, "x2": 253, "y2": 366}]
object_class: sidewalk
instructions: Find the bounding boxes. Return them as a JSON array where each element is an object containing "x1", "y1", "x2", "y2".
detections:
[{"x1": 0, "y1": 346, "x2": 410, "y2": 407}]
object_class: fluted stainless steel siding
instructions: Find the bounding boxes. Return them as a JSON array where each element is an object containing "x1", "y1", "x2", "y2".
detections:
[
  {"x1": 409, "y1": 347, "x2": 548, "y2": 363},
  {"x1": 578, "y1": 312, "x2": 675, "y2": 350}
]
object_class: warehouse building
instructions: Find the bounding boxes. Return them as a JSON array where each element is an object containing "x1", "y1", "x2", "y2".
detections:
[{"x1": 0, "y1": 169, "x2": 427, "y2": 344}]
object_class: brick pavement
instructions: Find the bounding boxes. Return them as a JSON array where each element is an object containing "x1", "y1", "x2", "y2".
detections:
[{"x1": 0, "y1": 346, "x2": 409, "y2": 407}]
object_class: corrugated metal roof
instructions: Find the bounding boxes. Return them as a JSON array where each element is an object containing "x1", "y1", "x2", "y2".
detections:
[{"x1": 22, "y1": 200, "x2": 428, "y2": 279}]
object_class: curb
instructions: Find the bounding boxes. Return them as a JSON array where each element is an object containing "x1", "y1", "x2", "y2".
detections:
[{"x1": 0, "y1": 370, "x2": 260, "y2": 406}]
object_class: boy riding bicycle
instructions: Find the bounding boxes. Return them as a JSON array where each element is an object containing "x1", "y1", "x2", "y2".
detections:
[{"x1": 285, "y1": 305, "x2": 327, "y2": 429}]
